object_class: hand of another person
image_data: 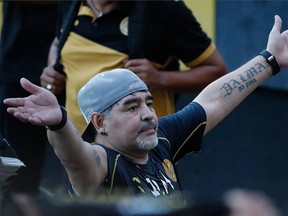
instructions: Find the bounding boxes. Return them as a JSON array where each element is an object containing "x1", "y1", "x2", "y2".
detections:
[
  {"x1": 3, "y1": 78, "x2": 62, "y2": 127},
  {"x1": 267, "y1": 15, "x2": 288, "y2": 68},
  {"x1": 224, "y1": 189, "x2": 281, "y2": 216},
  {"x1": 124, "y1": 58, "x2": 161, "y2": 89},
  {"x1": 40, "y1": 65, "x2": 66, "y2": 94}
]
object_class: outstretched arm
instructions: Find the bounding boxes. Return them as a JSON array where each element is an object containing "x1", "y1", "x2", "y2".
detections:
[
  {"x1": 194, "y1": 15, "x2": 288, "y2": 134},
  {"x1": 3, "y1": 79, "x2": 107, "y2": 195}
]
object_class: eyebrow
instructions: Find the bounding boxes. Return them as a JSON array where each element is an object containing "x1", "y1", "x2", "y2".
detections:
[{"x1": 122, "y1": 94, "x2": 153, "y2": 107}]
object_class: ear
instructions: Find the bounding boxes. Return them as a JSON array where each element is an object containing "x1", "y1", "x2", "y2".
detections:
[{"x1": 90, "y1": 112, "x2": 105, "y2": 133}]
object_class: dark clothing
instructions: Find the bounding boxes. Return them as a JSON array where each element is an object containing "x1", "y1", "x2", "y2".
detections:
[
  {"x1": 97, "y1": 102, "x2": 206, "y2": 199},
  {"x1": 0, "y1": 1, "x2": 58, "y2": 194},
  {"x1": 56, "y1": 0, "x2": 212, "y2": 70},
  {"x1": 0, "y1": 1, "x2": 58, "y2": 83}
]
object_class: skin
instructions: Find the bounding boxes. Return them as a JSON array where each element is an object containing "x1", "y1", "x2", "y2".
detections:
[
  {"x1": 91, "y1": 91, "x2": 158, "y2": 162},
  {"x1": 4, "y1": 15, "x2": 288, "y2": 196},
  {"x1": 223, "y1": 189, "x2": 281, "y2": 216}
]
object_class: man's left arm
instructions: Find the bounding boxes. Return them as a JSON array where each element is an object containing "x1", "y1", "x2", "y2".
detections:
[{"x1": 194, "y1": 15, "x2": 288, "y2": 135}]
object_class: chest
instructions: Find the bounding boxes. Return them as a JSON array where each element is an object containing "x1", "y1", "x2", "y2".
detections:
[
  {"x1": 105, "y1": 155, "x2": 181, "y2": 199},
  {"x1": 72, "y1": 9, "x2": 129, "y2": 54},
  {"x1": 70, "y1": 5, "x2": 172, "y2": 64}
]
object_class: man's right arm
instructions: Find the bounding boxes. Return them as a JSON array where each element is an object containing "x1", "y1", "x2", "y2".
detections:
[
  {"x1": 47, "y1": 114, "x2": 108, "y2": 195},
  {"x1": 4, "y1": 78, "x2": 107, "y2": 195}
]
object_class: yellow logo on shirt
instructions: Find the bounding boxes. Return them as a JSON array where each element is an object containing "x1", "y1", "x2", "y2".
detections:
[
  {"x1": 162, "y1": 159, "x2": 177, "y2": 182},
  {"x1": 120, "y1": 17, "x2": 129, "y2": 36}
]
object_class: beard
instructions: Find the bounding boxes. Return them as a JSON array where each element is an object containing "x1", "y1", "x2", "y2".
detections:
[
  {"x1": 136, "y1": 136, "x2": 158, "y2": 151},
  {"x1": 136, "y1": 120, "x2": 158, "y2": 151}
]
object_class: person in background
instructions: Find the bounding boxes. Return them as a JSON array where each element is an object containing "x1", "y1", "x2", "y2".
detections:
[
  {"x1": 40, "y1": 0, "x2": 227, "y2": 134},
  {"x1": 0, "y1": 0, "x2": 63, "y2": 199}
]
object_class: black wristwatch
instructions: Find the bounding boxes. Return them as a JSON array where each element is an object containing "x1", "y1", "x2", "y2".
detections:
[{"x1": 259, "y1": 50, "x2": 280, "y2": 76}]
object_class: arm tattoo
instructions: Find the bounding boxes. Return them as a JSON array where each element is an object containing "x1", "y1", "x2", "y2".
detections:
[
  {"x1": 93, "y1": 148, "x2": 101, "y2": 166},
  {"x1": 221, "y1": 62, "x2": 266, "y2": 96}
]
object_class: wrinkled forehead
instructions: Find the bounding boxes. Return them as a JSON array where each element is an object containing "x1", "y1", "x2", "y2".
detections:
[{"x1": 115, "y1": 90, "x2": 152, "y2": 105}]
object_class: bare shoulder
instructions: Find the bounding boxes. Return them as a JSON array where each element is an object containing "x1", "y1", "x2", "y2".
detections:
[{"x1": 71, "y1": 143, "x2": 108, "y2": 193}]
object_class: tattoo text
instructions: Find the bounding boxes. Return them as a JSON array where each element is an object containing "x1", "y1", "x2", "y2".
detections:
[{"x1": 221, "y1": 63, "x2": 266, "y2": 96}]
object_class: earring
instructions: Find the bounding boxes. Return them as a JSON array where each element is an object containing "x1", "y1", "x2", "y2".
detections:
[{"x1": 100, "y1": 130, "x2": 108, "y2": 136}]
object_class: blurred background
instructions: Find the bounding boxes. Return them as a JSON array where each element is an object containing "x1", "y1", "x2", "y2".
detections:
[{"x1": 1, "y1": 0, "x2": 288, "y2": 215}]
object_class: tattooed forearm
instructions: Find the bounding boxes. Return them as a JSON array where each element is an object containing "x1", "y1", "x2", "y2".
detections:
[
  {"x1": 93, "y1": 148, "x2": 101, "y2": 166},
  {"x1": 221, "y1": 62, "x2": 266, "y2": 96}
]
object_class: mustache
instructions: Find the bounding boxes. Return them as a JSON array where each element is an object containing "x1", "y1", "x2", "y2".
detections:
[{"x1": 137, "y1": 120, "x2": 157, "y2": 134}]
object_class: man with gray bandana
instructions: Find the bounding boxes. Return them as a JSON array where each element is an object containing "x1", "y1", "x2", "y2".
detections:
[{"x1": 4, "y1": 15, "x2": 288, "y2": 201}]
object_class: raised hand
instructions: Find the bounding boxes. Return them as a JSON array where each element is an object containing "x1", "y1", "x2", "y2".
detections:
[
  {"x1": 267, "y1": 15, "x2": 288, "y2": 68},
  {"x1": 3, "y1": 78, "x2": 62, "y2": 126}
]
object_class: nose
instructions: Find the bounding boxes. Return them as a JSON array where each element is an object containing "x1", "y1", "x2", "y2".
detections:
[{"x1": 141, "y1": 105, "x2": 154, "y2": 121}]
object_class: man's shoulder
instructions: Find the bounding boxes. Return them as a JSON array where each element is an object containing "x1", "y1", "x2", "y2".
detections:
[
  {"x1": 135, "y1": 0, "x2": 190, "y2": 23},
  {"x1": 151, "y1": 0, "x2": 190, "y2": 12}
]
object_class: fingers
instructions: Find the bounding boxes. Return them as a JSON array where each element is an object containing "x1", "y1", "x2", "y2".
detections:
[
  {"x1": 20, "y1": 78, "x2": 43, "y2": 95},
  {"x1": 124, "y1": 58, "x2": 148, "y2": 68},
  {"x1": 124, "y1": 59, "x2": 137, "y2": 72},
  {"x1": 42, "y1": 69, "x2": 66, "y2": 84},
  {"x1": 124, "y1": 59, "x2": 137, "y2": 68},
  {"x1": 270, "y1": 15, "x2": 282, "y2": 34},
  {"x1": 6, "y1": 105, "x2": 44, "y2": 125},
  {"x1": 3, "y1": 97, "x2": 25, "y2": 107},
  {"x1": 7, "y1": 108, "x2": 41, "y2": 125},
  {"x1": 40, "y1": 66, "x2": 66, "y2": 93},
  {"x1": 5, "y1": 106, "x2": 29, "y2": 123},
  {"x1": 268, "y1": 15, "x2": 282, "y2": 42},
  {"x1": 272, "y1": 15, "x2": 282, "y2": 33},
  {"x1": 124, "y1": 59, "x2": 152, "y2": 74}
]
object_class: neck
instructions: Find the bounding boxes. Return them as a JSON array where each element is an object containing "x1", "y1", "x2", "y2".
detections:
[
  {"x1": 122, "y1": 151, "x2": 149, "y2": 165},
  {"x1": 97, "y1": 138, "x2": 149, "y2": 164}
]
